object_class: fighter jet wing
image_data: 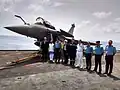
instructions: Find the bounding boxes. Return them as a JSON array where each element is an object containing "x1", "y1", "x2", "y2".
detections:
[
  {"x1": 81, "y1": 41, "x2": 97, "y2": 45},
  {"x1": 64, "y1": 37, "x2": 98, "y2": 46},
  {"x1": 60, "y1": 29, "x2": 74, "y2": 37}
]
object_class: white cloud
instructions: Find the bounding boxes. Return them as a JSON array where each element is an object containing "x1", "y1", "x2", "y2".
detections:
[
  {"x1": 76, "y1": 20, "x2": 91, "y2": 29},
  {"x1": 27, "y1": 0, "x2": 63, "y2": 13},
  {"x1": 28, "y1": 4, "x2": 44, "y2": 12},
  {"x1": 0, "y1": 0, "x2": 23, "y2": 13},
  {"x1": 52, "y1": 2, "x2": 63, "y2": 7},
  {"x1": 74, "y1": 19, "x2": 120, "y2": 41},
  {"x1": 93, "y1": 12, "x2": 112, "y2": 19},
  {"x1": 40, "y1": 0, "x2": 63, "y2": 7},
  {"x1": 103, "y1": 22, "x2": 120, "y2": 33},
  {"x1": 114, "y1": 18, "x2": 120, "y2": 22},
  {"x1": 89, "y1": 23, "x2": 100, "y2": 32},
  {"x1": 81, "y1": 20, "x2": 91, "y2": 24}
]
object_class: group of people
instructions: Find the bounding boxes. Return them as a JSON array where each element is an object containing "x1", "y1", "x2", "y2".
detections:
[{"x1": 41, "y1": 37, "x2": 116, "y2": 76}]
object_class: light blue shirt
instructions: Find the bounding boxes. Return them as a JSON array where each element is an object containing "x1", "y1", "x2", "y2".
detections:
[
  {"x1": 95, "y1": 46, "x2": 104, "y2": 55},
  {"x1": 105, "y1": 45, "x2": 116, "y2": 55},
  {"x1": 55, "y1": 42, "x2": 61, "y2": 48},
  {"x1": 85, "y1": 46, "x2": 93, "y2": 54}
]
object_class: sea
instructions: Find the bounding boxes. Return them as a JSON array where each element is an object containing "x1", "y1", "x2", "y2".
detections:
[
  {"x1": 0, "y1": 35, "x2": 120, "y2": 50},
  {"x1": 0, "y1": 35, "x2": 39, "y2": 50}
]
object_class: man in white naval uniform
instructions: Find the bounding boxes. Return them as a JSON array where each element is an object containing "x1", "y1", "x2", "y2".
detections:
[
  {"x1": 75, "y1": 40, "x2": 84, "y2": 68},
  {"x1": 49, "y1": 40, "x2": 55, "y2": 63}
]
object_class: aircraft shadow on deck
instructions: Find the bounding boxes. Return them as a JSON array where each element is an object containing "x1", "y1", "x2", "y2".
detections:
[
  {"x1": 98, "y1": 73, "x2": 107, "y2": 77},
  {"x1": 108, "y1": 75, "x2": 120, "y2": 81},
  {"x1": 12, "y1": 55, "x2": 44, "y2": 67}
]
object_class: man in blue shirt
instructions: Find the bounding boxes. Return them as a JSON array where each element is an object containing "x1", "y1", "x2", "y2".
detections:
[
  {"x1": 104, "y1": 40, "x2": 116, "y2": 76},
  {"x1": 85, "y1": 42, "x2": 93, "y2": 71},
  {"x1": 93, "y1": 41, "x2": 104, "y2": 74},
  {"x1": 54, "y1": 39, "x2": 61, "y2": 63}
]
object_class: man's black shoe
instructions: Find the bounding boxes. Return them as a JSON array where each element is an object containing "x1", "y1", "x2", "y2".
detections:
[
  {"x1": 97, "y1": 72, "x2": 101, "y2": 74},
  {"x1": 93, "y1": 70, "x2": 97, "y2": 72},
  {"x1": 107, "y1": 73, "x2": 111, "y2": 76},
  {"x1": 87, "y1": 69, "x2": 89, "y2": 72},
  {"x1": 57, "y1": 62, "x2": 60, "y2": 64},
  {"x1": 103, "y1": 72, "x2": 108, "y2": 74}
]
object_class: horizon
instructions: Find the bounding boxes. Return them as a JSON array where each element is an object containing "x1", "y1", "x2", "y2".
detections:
[
  {"x1": 0, "y1": 35, "x2": 120, "y2": 50},
  {"x1": 0, "y1": 34, "x2": 120, "y2": 43}
]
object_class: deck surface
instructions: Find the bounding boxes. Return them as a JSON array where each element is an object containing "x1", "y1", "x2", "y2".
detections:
[{"x1": 0, "y1": 51, "x2": 120, "y2": 90}]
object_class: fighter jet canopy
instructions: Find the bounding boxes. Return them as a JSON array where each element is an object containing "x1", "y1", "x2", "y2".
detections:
[{"x1": 35, "y1": 17, "x2": 56, "y2": 30}]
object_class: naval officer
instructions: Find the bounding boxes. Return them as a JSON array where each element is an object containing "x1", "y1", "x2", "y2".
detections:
[
  {"x1": 104, "y1": 40, "x2": 116, "y2": 76},
  {"x1": 93, "y1": 41, "x2": 104, "y2": 74},
  {"x1": 75, "y1": 40, "x2": 84, "y2": 68},
  {"x1": 85, "y1": 42, "x2": 93, "y2": 71}
]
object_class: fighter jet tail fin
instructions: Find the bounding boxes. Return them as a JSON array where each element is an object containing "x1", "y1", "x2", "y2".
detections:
[
  {"x1": 59, "y1": 24, "x2": 75, "y2": 38},
  {"x1": 68, "y1": 24, "x2": 75, "y2": 35}
]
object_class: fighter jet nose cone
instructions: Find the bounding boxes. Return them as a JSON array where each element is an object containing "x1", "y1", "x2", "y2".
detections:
[
  {"x1": 4, "y1": 26, "x2": 15, "y2": 31},
  {"x1": 4, "y1": 26, "x2": 20, "y2": 34},
  {"x1": 4, "y1": 26, "x2": 23, "y2": 33},
  {"x1": 4, "y1": 25, "x2": 29, "y2": 36},
  {"x1": 4, "y1": 26, "x2": 10, "y2": 30}
]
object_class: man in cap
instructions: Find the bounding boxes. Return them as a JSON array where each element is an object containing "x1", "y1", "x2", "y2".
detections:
[
  {"x1": 93, "y1": 41, "x2": 104, "y2": 74},
  {"x1": 104, "y1": 40, "x2": 116, "y2": 76},
  {"x1": 85, "y1": 42, "x2": 93, "y2": 71}
]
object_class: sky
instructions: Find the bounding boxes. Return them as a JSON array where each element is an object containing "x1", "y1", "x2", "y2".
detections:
[{"x1": 0, "y1": 0, "x2": 120, "y2": 42}]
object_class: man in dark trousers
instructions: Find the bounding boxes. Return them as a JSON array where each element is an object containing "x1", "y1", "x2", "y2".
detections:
[
  {"x1": 104, "y1": 40, "x2": 116, "y2": 76},
  {"x1": 54, "y1": 39, "x2": 61, "y2": 63},
  {"x1": 93, "y1": 41, "x2": 104, "y2": 74},
  {"x1": 63, "y1": 40, "x2": 69, "y2": 65},
  {"x1": 85, "y1": 42, "x2": 93, "y2": 71},
  {"x1": 41, "y1": 37, "x2": 49, "y2": 62},
  {"x1": 69, "y1": 38, "x2": 77, "y2": 67}
]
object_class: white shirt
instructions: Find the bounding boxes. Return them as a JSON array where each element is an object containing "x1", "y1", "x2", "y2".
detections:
[
  {"x1": 76, "y1": 43, "x2": 84, "y2": 52},
  {"x1": 49, "y1": 43, "x2": 54, "y2": 52}
]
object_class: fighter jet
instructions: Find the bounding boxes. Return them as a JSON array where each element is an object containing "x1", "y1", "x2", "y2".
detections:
[{"x1": 4, "y1": 15, "x2": 97, "y2": 47}]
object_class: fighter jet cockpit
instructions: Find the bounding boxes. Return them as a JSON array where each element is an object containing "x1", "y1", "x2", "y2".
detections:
[{"x1": 35, "y1": 17, "x2": 56, "y2": 30}]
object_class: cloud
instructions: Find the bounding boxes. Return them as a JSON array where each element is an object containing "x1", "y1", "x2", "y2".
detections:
[
  {"x1": 52, "y1": 2, "x2": 63, "y2": 7},
  {"x1": 76, "y1": 20, "x2": 91, "y2": 29},
  {"x1": 103, "y1": 22, "x2": 120, "y2": 33},
  {"x1": 74, "y1": 20, "x2": 120, "y2": 41},
  {"x1": 114, "y1": 18, "x2": 120, "y2": 22},
  {"x1": 89, "y1": 23, "x2": 100, "y2": 32},
  {"x1": 27, "y1": 0, "x2": 63, "y2": 13},
  {"x1": 0, "y1": 0, "x2": 63, "y2": 14},
  {"x1": 81, "y1": 20, "x2": 91, "y2": 24},
  {"x1": 28, "y1": 4, "x2": 44, "y2": 12},
  {"x1": 92, "y1": 12, "x2": 112, "y2": 19},
  {"x1": 0, "y1": 0, "x2": 23, "y2": 12}
]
